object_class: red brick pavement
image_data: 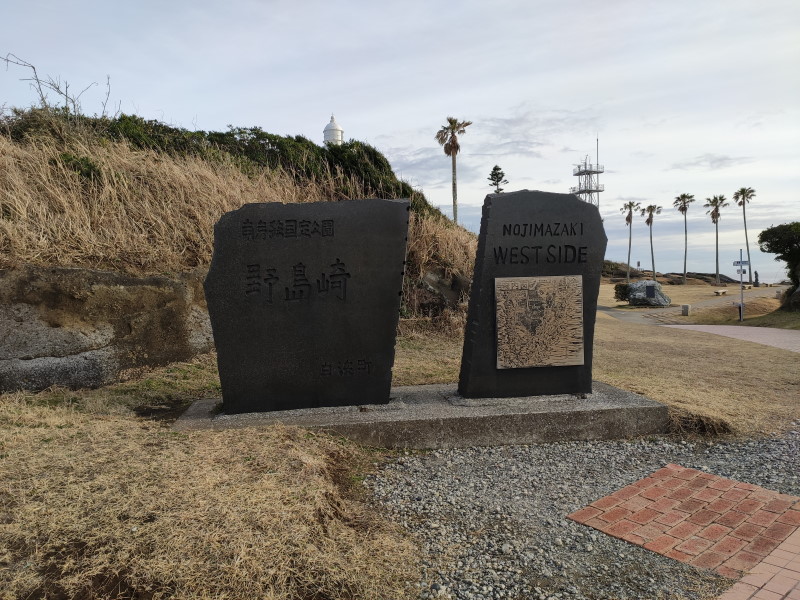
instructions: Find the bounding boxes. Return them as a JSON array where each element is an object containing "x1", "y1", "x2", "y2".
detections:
[
  {"x1": 715, "y1": 527, "x2": 800, "y2": 599},
  {"x1": 567, "y1": 463, "x2": 800, "y2": 598}
]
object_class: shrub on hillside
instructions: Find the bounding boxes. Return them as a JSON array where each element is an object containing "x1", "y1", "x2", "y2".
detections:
[{"x1": 1, "y1": 108, "x2": 444, "y2": 220}]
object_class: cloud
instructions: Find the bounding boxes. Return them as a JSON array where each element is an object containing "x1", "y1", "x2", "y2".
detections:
[
  {"x1": 383, "y1": 145, "x2": 449, "y2": 185},
  {"x1": 668, "y1": 153, "x2": 753, "y2": 171},
  {"x1": 612, "y1": 195, "x2": 650, "y2": 203},
  {"x1": 734, "y1": 109, "x2": 785, "y2": 130},
  {"x1": 468, "y1": 138, "x2": 544, "y2": 158},
  {"x1": 480, "y1": 105, "x2": 599, "y2": 140}
]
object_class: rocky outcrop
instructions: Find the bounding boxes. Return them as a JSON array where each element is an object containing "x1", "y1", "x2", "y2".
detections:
[
  {"x1": 0, "y1": 266, "x2": 213, "y2": 392},
  {"x1": 401, "y1": 267, "x2": 470, "y2": 317},
  {"x1": 627, "y1": 280, "x2": 671, "y2": 307}
]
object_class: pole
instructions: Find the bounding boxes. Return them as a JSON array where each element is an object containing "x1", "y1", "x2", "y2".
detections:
[
  {"x1": 596, "y1": 135, "x2": 600, "y2": 210},
  {"x1": 739, "y1": 248, "x2": 745, "y2": 322}
]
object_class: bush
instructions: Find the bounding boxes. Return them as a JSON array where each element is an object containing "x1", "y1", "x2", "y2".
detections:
[
  {"x1": 55, "y1": 152, "x2": 102, "y2": 181},
  {"x1": 758, "y1": 222, "x2": 800, "y2": 305},
  {"x1": 614, "y1": 283, "x2": 630, "y2": 302},
  {"x1": 1, "y1": 108, "x2": 444, "y2": 221}
]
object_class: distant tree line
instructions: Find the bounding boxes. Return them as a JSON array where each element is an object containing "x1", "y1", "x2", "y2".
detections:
[{"x1": 620, "y1": 187, "x2": 758, "y2": 287}]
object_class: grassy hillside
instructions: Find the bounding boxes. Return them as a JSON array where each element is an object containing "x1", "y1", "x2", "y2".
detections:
[{"x1": 0, "y1": 108, "x2": 476, "y2": 315}]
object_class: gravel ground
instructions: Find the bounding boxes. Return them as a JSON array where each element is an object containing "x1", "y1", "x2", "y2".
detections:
[{"x1": 365, "y1": 423, "x2": 800, "y2": 600}]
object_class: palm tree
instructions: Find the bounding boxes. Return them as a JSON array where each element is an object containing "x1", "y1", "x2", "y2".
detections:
[
  {"x1": 733, "y1": 187, "x2": 756, "y2": 284},
  {"x1": 620, "y1": 201, "x2": 641, "y2": 283},
  {"x1": 704, "y1": 195, "x2": 729, "y2": 284},
  {"x1": 673, "y1": 193, "x2": 695, "y2": 284},
  {"x1": 640, "y1": 204, "x2": 662, "y2": 281},
  {"x1": 435, "y1": 117, "x2": 472, "y2": 225}
]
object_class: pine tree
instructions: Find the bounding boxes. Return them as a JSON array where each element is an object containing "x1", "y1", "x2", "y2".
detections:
[{"x1": 487, "y1": 165, "x2": 508, "y2": 193}]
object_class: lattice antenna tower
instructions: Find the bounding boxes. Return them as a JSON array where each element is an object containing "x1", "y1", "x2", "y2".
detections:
[{"x1": 569, "y1": 137, "x2": 604, "y2": 209}]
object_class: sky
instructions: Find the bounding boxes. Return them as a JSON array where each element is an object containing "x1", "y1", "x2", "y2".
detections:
[{"x1": 2, "y1": 0, "x2": 799, "y2": 282}]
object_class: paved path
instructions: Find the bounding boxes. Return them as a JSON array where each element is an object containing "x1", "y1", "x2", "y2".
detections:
[
  {"x1": 597, "y1": 286, "x2": 787, "y2": 326},
  {"x1": 569, "y1": 464, "x2": 800, "y2": 600},
  {"x1": 717, "y1": 527, "x2": 800, "y2": 599},
  {"x1": 662, "y1": 325, "x2": 800, "y2": 353},
  {"x1": 596, "y1": 305, "x2": 661, "y2": 325},
  {"x1": 597, "y1": 286, "x2": 799, "y2": 352}
]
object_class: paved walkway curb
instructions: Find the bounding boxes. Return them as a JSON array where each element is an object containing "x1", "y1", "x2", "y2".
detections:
[{"x1": 663, "y1": 325, "x2": 800, "y2": 353}]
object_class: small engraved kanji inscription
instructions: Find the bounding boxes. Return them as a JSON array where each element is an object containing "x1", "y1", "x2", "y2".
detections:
[
  {"x1": 317, "y1": 259, "x2": 351, "y2": 300},
  {"x1": 263, "y1": 268, "x2": 279, "y2": 303},
  {"x1": 495, "y1": 275, "x2": 584, "y2": 369},
  {"x1": 244, "y1": 264, "x2": 279, "y2": 300},
  {"x1": 245, "y1": 263, "x2": 261, "y2": 295},
  {"x1": 242, "y1": 219, "x2": 335, "y2": 239},
  {"x1": 320, "y1": 358, "x2": 373, "y2": 377},
  {"x1": 285, "y1": 262, "x2": 312, "y2": 301},
  {"x1": 242, "y1": 220, "x2": 255, "y2": 241}
]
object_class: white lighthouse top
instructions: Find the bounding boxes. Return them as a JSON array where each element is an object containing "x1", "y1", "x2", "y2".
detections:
[{"x1": 323, "y1": 114, "x2": 344, "y2": 145}]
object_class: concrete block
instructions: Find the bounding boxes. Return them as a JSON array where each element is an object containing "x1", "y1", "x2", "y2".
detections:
[{"x1": 175, "y1": 382, "x2": 670, "y2": 449}]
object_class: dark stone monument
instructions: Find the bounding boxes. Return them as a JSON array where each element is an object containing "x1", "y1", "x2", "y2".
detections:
[
  {"x1": 459, "y1": 190, "x2": 607, "y2": 398},
  {"x1": 204, "y1": 199, "x2": 409, "y2": 414}
]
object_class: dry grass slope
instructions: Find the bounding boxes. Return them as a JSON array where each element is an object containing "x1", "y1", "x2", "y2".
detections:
[
  {"x1": 0, "y1": 396, "x2": 419, "y2": 599},
  {"x1": 0, "y1": 135, "x2": 476, "y2": 303},
  {"x1": 0, "y1": 136, "x2": 352, "y2": 273}
]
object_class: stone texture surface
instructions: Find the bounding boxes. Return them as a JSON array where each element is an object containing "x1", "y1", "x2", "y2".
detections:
[
  {"x1": 204, "y1": 199, "x2": 409, "y2": 414},
  {"x1": 459, "y1": 191, "x2": 607, "y2": 398},
  {"x1": 174, "y1": 381, "x2": 670, "y2": 449},
  {"x1": 0, "y1": 265, "x2": 212, "y2": 391},
  {"x1": 628, "y1": 279, "x2": 672, "y2": 306}
]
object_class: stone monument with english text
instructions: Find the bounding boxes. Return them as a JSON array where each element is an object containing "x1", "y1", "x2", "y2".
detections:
[{"x1": 459, "y1": 190, "x2": 607, "y2": 397}]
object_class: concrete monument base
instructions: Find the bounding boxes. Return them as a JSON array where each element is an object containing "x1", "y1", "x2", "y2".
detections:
[{"x1": 174, "y1": 382, "x2": 670, "y2": 449}]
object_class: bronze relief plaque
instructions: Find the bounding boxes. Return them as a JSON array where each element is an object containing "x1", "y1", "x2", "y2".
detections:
[{"x1": 495, "y1": 275, "x2": 584, "y2": 369}]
